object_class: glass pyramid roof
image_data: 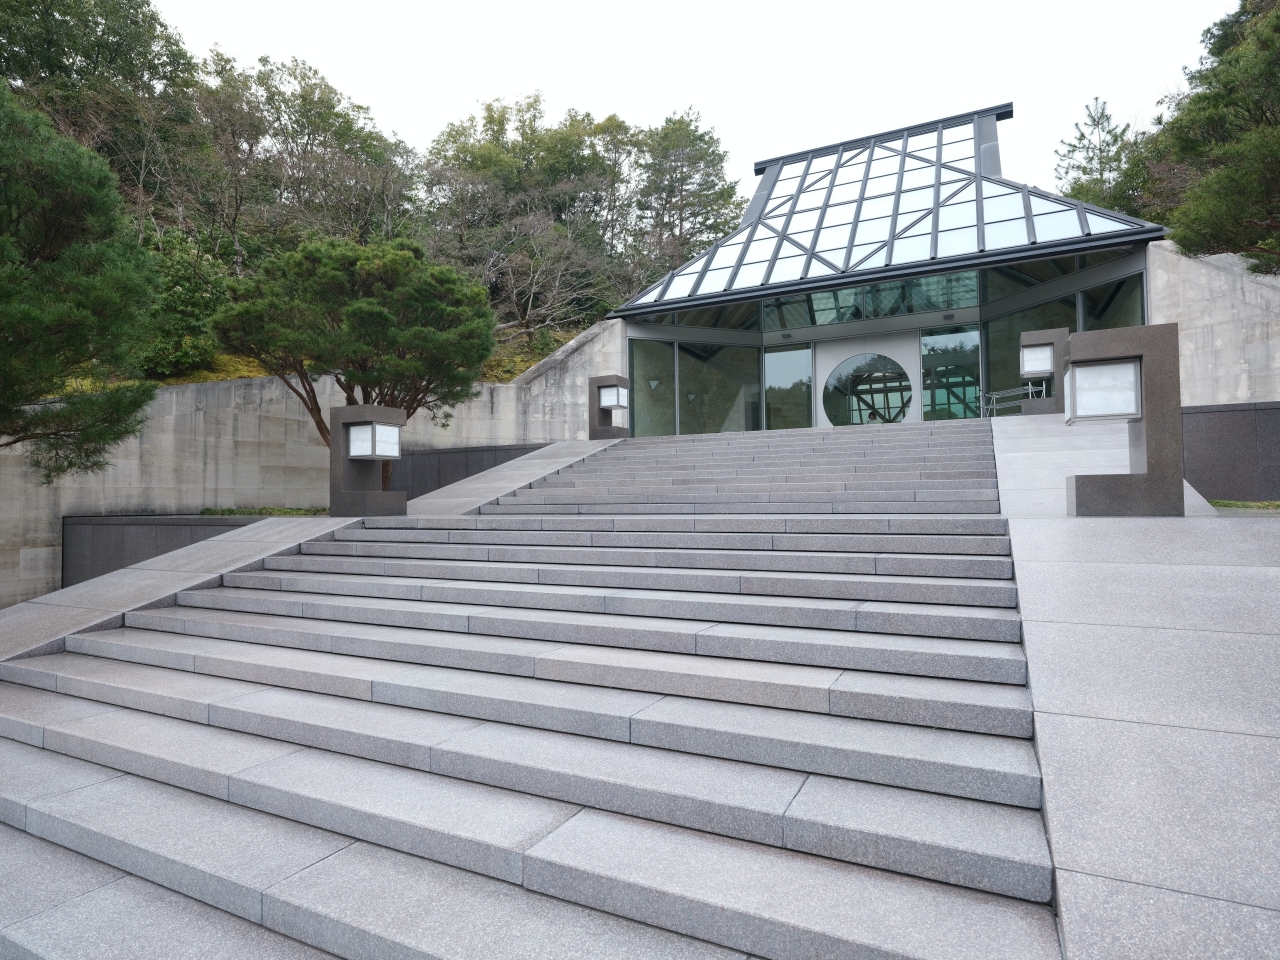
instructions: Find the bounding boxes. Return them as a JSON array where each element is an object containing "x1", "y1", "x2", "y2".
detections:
[{"x1": 616, "y1": 105, "x2": 1164, "y2": 316}]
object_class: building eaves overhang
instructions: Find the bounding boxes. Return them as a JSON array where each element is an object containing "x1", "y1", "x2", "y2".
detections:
[{"x1": 607, "y1": 103, "x2": 1168, "y2": 322}]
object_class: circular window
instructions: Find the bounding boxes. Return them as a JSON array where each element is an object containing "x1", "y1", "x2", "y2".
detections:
[{"x1": 823, "y1": 353, "x2": 913, "y2": 426}]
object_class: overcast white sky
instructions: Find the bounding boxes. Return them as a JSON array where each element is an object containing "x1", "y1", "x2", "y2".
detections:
[{"x1": 152, "y1": 0, "x2": 1235, "y2": 197}]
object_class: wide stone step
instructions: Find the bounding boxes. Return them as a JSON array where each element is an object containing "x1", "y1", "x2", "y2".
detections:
[
  {"x1": 0, "y1": 739, "x2": 741, "y2": 960},
  {"x1": 304, "y1": 540, "x2": 1014, "y2": 579},
  {"x1": 0, "y1": 736, "x2": 1055, "y2": 958},
  {"x1": 478, "y1": 499, "x2": 1002, "y2": 515},
  {"x1": 496, "y1": 489, "x2": 1001, "y2": 505},
  {"x1": 561, "y1": 463, "x2": 998, "y2": 479},
  {"x1": 126, "y1": 605, "x2": 1028, "y2": 683},
  {"x1": 573, "y1": 451, "x2": 996, "y2": 466},
  {"x1": 360, "y1": 514, "x2": 1011, "y2": 536},
  {"x1": 0, "y1": 656, "x2": 1040, "y2": 806},
  {"x1": 58, "y1": 628, "x2": 1032, "y2": 736},
  {"x1": 216, "y1": 570, "x2": 1024, "y2": 634},
  {"x1": 261, "y1": 555, "x2": 1019, "y2": 607},
  {"x1": 533, "y1": 477, "x2": 998, "y2": 491}
]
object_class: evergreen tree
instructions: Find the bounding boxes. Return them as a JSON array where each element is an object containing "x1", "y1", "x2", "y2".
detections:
[
  {"x1": 0, "y1": 87, "x2": 156, "y2": 481},
  {"x1": 1054, "y1": 98, "x2": 1139, "y2": 211}
]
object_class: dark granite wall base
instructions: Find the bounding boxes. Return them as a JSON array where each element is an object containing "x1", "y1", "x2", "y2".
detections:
[
  {"x1": 62, "y1": 516, "x2": 261, "y2": 588},
  {"x1": 388, "y1": 443, "x2": 548, "y2": 501},
  {"x1": 1182, "y1": 402, "x2": 1280, "y2": 501}
]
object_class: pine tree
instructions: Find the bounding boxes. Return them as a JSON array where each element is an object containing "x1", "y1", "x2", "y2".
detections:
[{"x1": 1054, "y1": 98, "x2": 1135, "y2": 210}]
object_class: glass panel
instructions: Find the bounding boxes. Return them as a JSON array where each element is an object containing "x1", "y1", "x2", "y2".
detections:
[
  {"x1": 864, "y1": 173, "x2": 899, "y2": 197},
  {"x1": 788, "y1": 230, "x2": 814, "y2": 250},
  {"x1": 869, "y1": 156, "x2": 900, "y2": 178},
  {"x1": 795, "y1": 189, "x2": 825, "y2": 211},
  {"x1": 984, "y1": 218, "x2": 1028, "y2": 249},
  {"x1": 835, "y1": 163, "x2": 866, "y2": 185},
  {"x1": 941, "y1": 140, "x2": 974, "y2": 163},
  {"x1": 872, "y1": 141, "x2": 901, "y2": 159},
  {"x1": 787, "y1": 209, "x2": 822, "y2": 233},
  {"x1": 634, "y1": 285, "x2": 662, "y2": 304},
  {"x1": 809, "y1": 152, "x2": 838, "y2": 172},
  {"x1": 807, "y1": 258, "x2": 836, "y2": 278},
  {"x1": 731, "y1": 260, "x2": 769, "y2": 288},
  {"x1": 1082, "y1": 274, "x2": 1144, "y2": 330},
  {"x1": 762, "y1": 295, "x2": 812, "y2": 331},
  {"x1": 823, "y1": 353, "x2": 913, "y2": 425},
  {"x1": 939, "y1": 165, "x2": 970, "y2": 183},
  {"x1": 936, "y1": 227, "x2": 978, "y2": 257},
  {"x1": 859, "y1": 195, "x2": 896, "y2": 220},
  {"x1": 812, "y1": 287, "x2": 865, "y2": 324},
  {"x1": 981, "y1": 256, "x2": 1077, "y2": 302},
  {"x1": 944, "y1": 181, "x2": 977, "y2": 204},
  {"x1": 662, "y1": 271, "x2": 699, "y2": 300},
  {"x1": 718, "y1": 301, "x2": 760, "y2": 331},
  {"x1": 908, "y1": 131, "x2": 938, "y2": 153},
  {"x1": 677, "y1": 256, "x2": 706, "y2": 276},
  {"x1": 1033, "y1": 210, "x2": 1083, "y2": 242},
  {"x1": 763, "y1": 215, "x2": 788, "y2": 232},
  {"x1": 817, "y1": 223, "x2": 853, "y2": 251},
  {"x1": 1082, "y1": 247, "x2": 1132, "y2": 268},
  {"x1": 764, "y1": 198, "x2": 792, "y2": 218},
  {"x1": 901, "y1": 167, "x2": 936, "y2": 191},
  {"x1": 678, "y1": 343, "x2": 761, "y2": 434},
  {"x1": 765, "y1": 344, "x2": 813, "y2": 430},
  {"x1": 943, "y1": 123, "x2": 973, "y2": 143},
  {"x1": 674, "y1": 305, "x2": 725, "y2": 327},
  {"x1": 982, "y1": 193, "x2": 1025, "y2": 222},
  {"x1": 1030, "y1": 194, "x2": 1074, "y2": 215},
  {"x1": 629, "y1": 339, "x2": 676, "y2": 437},
  {"x1": 851, "y1": 245, "x2": 887, "y2": 270},
  {"x1": 841, "y1": 148, "x2": 868, "y2": 165},
  {"x1": 780, "y1": 161, "x2": 806, "y2": 178},
  {"x1": 891, "y1": 234, "x2": 931, "y2": 264},
  {"x1": 948, "y1": 155, "x2": 975, "y2": 172},
  {"x1": 771, "y1": 177, "x2": 799, "y2": 199},
  {"x1": 710, "y1": 244, "x2": 743, "y2": 269},
  {"x1": 802, "y1": 173, "x2": 831, "y2": 193},
  {"x1": 921, "y1": 324, "x2": 981, "y2": 420},
  {"x1": 898, "y1": 187, "x2": 934, "y2": 214},
  {"x1": 769, "y1": 255, "x2": 805, "y2": 284},
  {"x1": 1086, "y1": 212, "x2": 1130, "y2": 234},
  {"x1": 828, "y1": 182, "x2": 861, "y2": 205},
  {"x1": 982, "y1": 179, "x2": 1017, "y2": 197},
  {"x1": 866, "y1": 272, "x2": 977, "y2": 317},
  {"x1": 981, "y1": 296, "x2": 1078, "y2": 408},
  {"x1": 855, "y1": 216, "x2": 892, "y2": 244},
  {"x1": 900, "y1": 212, "x2": 933, "y2": 237},
  {"x1": 695, "y1": 267, "x2": 733, "y2": 295},
  {"x1": 938, "y1": 201, "x2": 977, "y2": 230},
  {"x1": 824, "y1": 201, "x2": 858, "y2": 226},
  {"x1": 742, "y1": 236, "x2": 779, "y2": 263}
]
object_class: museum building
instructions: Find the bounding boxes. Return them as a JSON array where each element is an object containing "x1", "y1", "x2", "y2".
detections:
[{"x1": 609, "y1": 103, "x2": 1167, "y2": 436}]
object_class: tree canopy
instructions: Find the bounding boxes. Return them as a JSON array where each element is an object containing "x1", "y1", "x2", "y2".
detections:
[
  {"x1": 216, "y1": 237, "x2": 495, "y2": 448},
  {"x1": 0, "y1": 85, "x2": 156, "y2": 481}
]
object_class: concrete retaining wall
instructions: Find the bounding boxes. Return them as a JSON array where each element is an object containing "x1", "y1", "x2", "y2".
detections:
[
  {"x1": 1181, "y1": 401, "x2": 1280, "y2": 502},
  {"x1": 1, "y1": 318, "x2": 627, "y2": 609}
]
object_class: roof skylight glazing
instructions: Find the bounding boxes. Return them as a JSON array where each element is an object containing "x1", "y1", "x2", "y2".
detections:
[{"x1": 621, "y1": 106, "x2": 1162, "y2": 315}]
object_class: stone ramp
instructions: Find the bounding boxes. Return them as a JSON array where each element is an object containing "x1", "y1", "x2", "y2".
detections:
[{"x1": 0, "y1": 419, "x2": 1063, "y2": 960}]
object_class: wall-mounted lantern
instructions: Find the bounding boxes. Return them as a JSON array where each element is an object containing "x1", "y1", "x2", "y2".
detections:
[
  {"x1": 1065, "y1": 359, "x2": 1142, "y2": 425},
  {"x1": 1019, "y1": 344, "x2": 1055, "y2": 379},
  {"x1": 1017, "y1": 328, "x2": 1070, "y2": 416},
  {"x1": 347, "y1": 422, "x2": 402, "y2": 460},
  {"x1": 598, "y1": 385, "x2": 628, "y2": 411}
]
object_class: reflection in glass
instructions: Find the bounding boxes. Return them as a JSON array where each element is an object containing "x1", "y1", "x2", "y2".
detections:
[
  {"x1": 629, "y1": 339, "x2": 676, "y2": 437},
  {"x1": 762, "y1": 295, "x2": 812, "y2": 331},
  {"x1": 921, "y1": 325, "x2": 981, "y2": 420},
  {"x1": 765, "y1": 345, "x2": 813, "y2": 430},
  {"x1": 678, "y1": 343, "x2": 760, "y2": 435},
  {"x1": 981, "y1": 256, "x2": 1077, "y2": 303},
  {"x1": 1082, "y1": 274, "x2": 1144, "y2": 330},
  {"x1": 823, "y1": 354, "x2": 913, "y2": 425},
  {"x1": 866, "y1": 272, "x2": 977, "y2": 316},
  {"x1": 810, "y1": 288, "x2": 864, "y2": 324},
  {"x1": 981, "y1": 296, "x2": 1077, "y2": 410}
]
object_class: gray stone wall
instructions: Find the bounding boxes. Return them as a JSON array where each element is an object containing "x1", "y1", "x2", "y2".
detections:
[
  {"x1": 0, "y1": 318, "x2": 626, "y2": 609},
  {"x1": 1147, "y1": 240, "x2": 1280, "y2": 405}
]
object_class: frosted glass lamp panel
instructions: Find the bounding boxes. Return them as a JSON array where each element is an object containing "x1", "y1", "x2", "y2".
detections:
[
  {"x1": 828, "y1": 182, "x2": 861, "y2": 205},
  {"x1": 1020, "y1": 344, "x2": 1054, "y2": 377},
  {"x1": 891, "y1": 234, "x2": 931, "y2": 264},
  {"x1": 983, "y1": 193, "x2": 1025, "y2": 222},
  {"x1": 938, "y1": 202, "x2": 977, "y2": 230},
  {"x1": 1030, "y1": 195, "x2": 1074, "y2": 215},
  {"x1": 374, "y1": 424, "x2": 400, "y2": 458},
  {"x1": 769, "y1": 256, "x2": 805, "y2": 283},
  {"x1": 936, "y1": 227, "x2": 978, "y2": 258},
  {"x1": 984, "y1": 218, "x2": 1028, "y2": 249},
  {"x1": 1068, "y1": 360, "x2": 1141, "y2": 421},
  {"x1": 855, "y1": 216, "x2": 891, "y2": 244},
  {"x1": 943, "y1": 123, "x2": 973, "y2": 143},
  {"x1": 348, "y1": 424, "x2": 373, "y2": 458},
  {"x1": 898, "y1": 187, "x2": 933, "y2": 214},
  {"x1": 860, "y1": 195, "x2": 896, "y2": 219},
  {"x1": 731, "y1": 261, "x2": 769, "y2": 288},
  {"x1": 901, "y1": 167, "x2": 936, "y2": 190},
  {"x1": 1034, "y1": 211, "x2": 1083, "y2": 242},
  {"x1": 1086, "y1": 213, "x2": 1129, "y2": 234}
]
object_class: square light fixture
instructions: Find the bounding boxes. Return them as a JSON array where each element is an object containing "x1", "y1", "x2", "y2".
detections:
[
  {"x1": 599, "y1": 385, "x2": 629, "y2": 410},
  {"x1": 348, "y1": 422, "x2": 402, "y2": 459},
  {"x1": 1020, "y1": 344, "x2": 1055, "y2": 378},
  {"x1": 1065, "y1": 359, "x2": 1142, "y2": 424}
]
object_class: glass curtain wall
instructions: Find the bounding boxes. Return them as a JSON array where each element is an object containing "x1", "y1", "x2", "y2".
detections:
[
  {"x1": 1082, "y1": 274, "x2": 1144, "y2": 330},
  {"x1": 921, "y1": 325, "x2": 981, "y2": 420},
  {"x1": 629, "y1": 339, "x2": 676, "y2": 437},
  {"x1": 981, "y1": 296, "x2": 1077, "y2": 403},
  {"x1": 677, "y1": 343, "x2": 761, "y2": 435},
  {"x1": 764, "y1": 345, "x2": 813, "y2": 429}
]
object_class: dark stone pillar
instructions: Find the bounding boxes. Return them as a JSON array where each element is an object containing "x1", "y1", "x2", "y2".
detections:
[
  {"x1": 1065, "y1": 324, "x2": 1184, "y2": 517},
  {"x1": 329, "y1": 405, "x2": 408, "y2": 517},
  {"x1": 588, "y1": 375, "x2": 631, "y2": 441},
  {"x1": 1019, "y1": 327, "x2": 1070, "y2": 416}
]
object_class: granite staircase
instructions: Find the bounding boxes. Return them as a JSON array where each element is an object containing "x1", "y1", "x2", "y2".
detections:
[{"x1": 0, "y1": 421, "x2": 1062, "y2": 960}]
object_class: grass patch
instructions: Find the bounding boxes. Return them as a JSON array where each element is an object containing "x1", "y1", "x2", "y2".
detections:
[
  {"x1": 1208, "y1": 499, "x2": 1280, "y2": 510},
  {"x1": 199, "y1": 507, "x2": 328, "y2": 516},
  {"x1": 157, "y1": 354, "x2": 270, "y2": 386},
  {"x1": 481, "y1": 330, "x2": 577, "y2": 384}
]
